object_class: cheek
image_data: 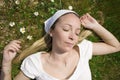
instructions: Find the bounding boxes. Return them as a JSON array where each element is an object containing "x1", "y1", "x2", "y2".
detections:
[
  {"x1": 76, "y1": 37, "x2": 79, "y2": 43},
  {"x1": 52, "y1": 28, "x2": 67, "y2": 39},
  {"x1": 55, "y1": 32, "x2": 67, "y2": 40}
]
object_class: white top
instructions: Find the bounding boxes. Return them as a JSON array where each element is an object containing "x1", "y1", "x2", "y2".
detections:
[{"x1": 21, "y1": 39, "x2": 93, "y2": 80}]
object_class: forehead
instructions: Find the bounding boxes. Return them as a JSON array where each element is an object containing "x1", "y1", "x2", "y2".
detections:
[
  {"x1": 56, "y1": 13, "x2": 81, "y2": 27},
  {"x1": 59, "y1": 13, "x2": 79, "y2": 20}
]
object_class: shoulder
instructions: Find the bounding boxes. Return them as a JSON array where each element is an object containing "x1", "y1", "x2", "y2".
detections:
[
  {"x1": 24, "y1": 52, "x2": 41, "y2": 61},
  {"x1": 20, "y1": 52, "x2": 43, "y2": 79},
  {"x1": 24, "y1": 51, "x2": 47, "y2": 60},
  {"x1": 21, "y1": 51, "x2": 45, "y2": 67},
  {"x1": 77, "y1": 39, "x2": 93, "y2": 60},
  {"x1": 78, "y1": 39, "x2": 92, "y2": 47},
  {"x1": 74, "y1": 39, "x2": 92, "y2": 53},
  {"x1": 20, "y1": 52, "x2": 46, "y2": 72},
  {"x1": 21, "y1": 51, "x2": 49, "y2": 67}
]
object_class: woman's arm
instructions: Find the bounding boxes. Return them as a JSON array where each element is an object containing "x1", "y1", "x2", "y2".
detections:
[
  {"x1": 1, "y1": 40, "x2": 30, "y2": 80},
  {"x1": 2, "y1": 66, "x2": 29, "y2": 80},
  {"x1": 92, "y1": 24, "x2": 120, "y2": 55},
  {"x1": 1, "y1": 62, "x2": 12, "y2": 80},
  {"x1": 14, "y1": 71, "x2": 30, "y2": 80},
  {"x1": 80, "y1": 13, "x2": 120, "y2": 55}
]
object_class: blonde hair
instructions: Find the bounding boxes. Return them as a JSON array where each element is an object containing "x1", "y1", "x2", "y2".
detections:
[{"x1": 13, "y1": 36, "x2": 46, "y2": 63}]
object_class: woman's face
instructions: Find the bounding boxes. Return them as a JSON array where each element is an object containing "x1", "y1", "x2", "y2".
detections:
[{"x1": 51, "y1": 13, "x2": 81, "y2": 53}]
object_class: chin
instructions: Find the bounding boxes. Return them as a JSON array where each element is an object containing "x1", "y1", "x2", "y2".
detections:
[{"x1": 62, "y1": 47, "x2": 73, "y2": 52}]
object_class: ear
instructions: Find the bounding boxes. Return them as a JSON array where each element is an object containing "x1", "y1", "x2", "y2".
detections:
[
  {"x1": 49, "y1": 29, "x2": 53, "y2": 37},
  {"x1": 49, "y1": 33, "x2": 52, "y2": 37}
]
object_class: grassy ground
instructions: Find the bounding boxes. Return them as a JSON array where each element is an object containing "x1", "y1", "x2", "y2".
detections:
[
  {"x1": 0, "y1": 0, "x2": 120, "y2": 80},
  {"x1": 90, "y1": 0, "x2": 120, "y2": 80}
]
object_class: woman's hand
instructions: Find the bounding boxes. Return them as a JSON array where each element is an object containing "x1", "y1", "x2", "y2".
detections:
[
  {"x1": 3, "y1": 40, "x2": 21, "y2": 64},
  {"x1": 80, "y1": 13, "x2": 101, "y2": 29}
]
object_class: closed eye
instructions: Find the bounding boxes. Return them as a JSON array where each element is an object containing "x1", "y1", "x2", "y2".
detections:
[
  {"x1": 75, "y1": 32, "x2": 80, "y2": 36},
  {"x1": 63, "y1": 28, "x2": 70, "y2": 31},
  {"x1": 62, "y1": 25, "x2": 71, "y2": 31}
]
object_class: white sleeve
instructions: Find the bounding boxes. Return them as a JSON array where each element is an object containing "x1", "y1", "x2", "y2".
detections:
[
  {"x1": 77, "y1": 39, "x2": 93, "y2": 60},
  {"x1": 20, "y1": 56, "x2": 36, "y2": 79}
]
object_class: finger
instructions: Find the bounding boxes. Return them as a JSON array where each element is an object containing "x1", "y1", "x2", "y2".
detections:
[
  {"x1": 9, "y1": 40, "x2": 21, "y2": 49},
  {"x1": 4, "y1": 47, "x2": 17, "y2": 54},
  {"x1": 10, "y1": 44, "x2": 20, "y2": 52},
  {"x1": 10, "y1": 40, "x2": 21, "y2": 44},
  {"x1": 80, "y1": 14, "x2": 86, "y2": 20},
  {"x1": 86, "y1": 13, "x2": 92, "y2": 18},
  {"x1": 81, "y1": 17, "x2": 89, "y2": 24},
  {"x1": 9, "y1": 47, "x2": 17, "y2": 53},
  {"x1": 5, "y1": 44, "x2": 20, "y2": 53},
  {"x1": 4, "y1": 42, "x2": 21, "y2": 51},
  {"x1": 80, "y1": 20, "x2": 86, "y2": 26},
  {"x1": 11, "y1": 42, "x2": 21, "y2": 49},
  {"x1": 81, "y1": 15, "x2": 86, "y2": 20},
  {"x1": 81, "y1": 14, "x2": 89, "y2": 22},
  {"x1": 86, "y1": 13, "x2": 95, "y2": 21},
  {"x1": 82, "y1": 14, "x2": 93, "y2": 23}
]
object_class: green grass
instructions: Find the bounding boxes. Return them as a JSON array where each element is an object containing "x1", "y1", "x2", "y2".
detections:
[
  {"x1": 0, "y1": 0, "x2": 120, "y2": 80},
  {"x1": 90, "y1": 0, "x2": 120, "y2": 79}
]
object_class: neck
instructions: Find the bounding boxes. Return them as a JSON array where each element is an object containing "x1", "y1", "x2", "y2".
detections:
[{"x1": 49, "y1": 50, "x2": 72, "y2": 62}]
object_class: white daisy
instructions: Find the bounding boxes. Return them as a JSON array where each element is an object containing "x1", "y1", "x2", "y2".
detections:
[
  {"x1": 34, "y1": 12, "x2": 39, "y2": 16},
  {"x1": 9, "y1": 22, "x2": 15, "y2": 27},
  {"x1": 51, "y1": 0, "x2": 54, "y2": 2},
  {"x1": 15, "y1": 0, "x2": 20, "y2": 5},
  {"x1": 20, "y1": 27, "x2": 26, "y2": 34},
  {"x1": 27, "y1": 35, "x2": 33, "y2": 40},
  {"x1": 68, "y1": 6, "x2": 73, "y2": 10}
]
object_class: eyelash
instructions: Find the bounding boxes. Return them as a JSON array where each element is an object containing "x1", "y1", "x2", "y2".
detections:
[
  {"x1": 76, "y1": 33, "x2": 79, "y2": 36},
  {"x1": 63, "y1": 28, "x2": 69, "y2": 31}
]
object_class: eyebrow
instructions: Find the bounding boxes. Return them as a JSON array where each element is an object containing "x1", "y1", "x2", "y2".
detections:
[{"x1": 65, "y1": 24, "x2": 81, "y2": 30}]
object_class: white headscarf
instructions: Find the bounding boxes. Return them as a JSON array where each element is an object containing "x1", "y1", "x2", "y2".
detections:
[{"x1": 44, "y1": 9, "x2": 78, "y2": 33}]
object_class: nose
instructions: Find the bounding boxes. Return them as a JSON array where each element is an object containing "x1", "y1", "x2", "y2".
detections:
[{"x1": 69, "y1": 31, "x2": 75, "y2": 41}]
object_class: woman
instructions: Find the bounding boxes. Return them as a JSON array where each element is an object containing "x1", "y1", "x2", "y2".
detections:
[{"x1": 1, "y1": 10, "x2": 120, "y2": 80}]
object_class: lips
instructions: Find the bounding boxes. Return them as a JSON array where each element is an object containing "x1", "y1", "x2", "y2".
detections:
[{"x1": 65, "y1": 42, "x2": 74, "y2": 47}]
